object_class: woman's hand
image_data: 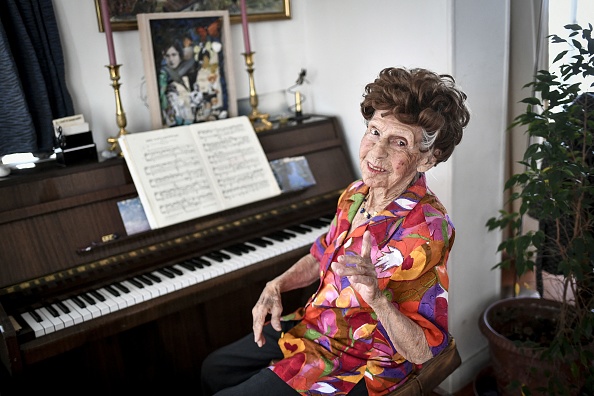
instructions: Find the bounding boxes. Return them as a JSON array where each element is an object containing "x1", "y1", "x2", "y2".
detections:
[
  {"x1": 331, "y1": 230, "x2": 383, "y2": 305},
  {"x1": 252, "y1": 281, "x2": 283, "y2": 347},
  {"x1": 333, "y1": 230, "x2": 433, "y2": 362}
]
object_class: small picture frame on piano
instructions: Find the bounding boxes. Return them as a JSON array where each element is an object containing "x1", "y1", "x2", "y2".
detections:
[
  {"x1": 269, "y1": 156, "x2": 317, "y2": 193},
  {"x1": 138, "y1": 11, "x2": 237, "y2": 129},
  {"x1": 117, "y1": 197, "x2": 151, "y2": 235}
]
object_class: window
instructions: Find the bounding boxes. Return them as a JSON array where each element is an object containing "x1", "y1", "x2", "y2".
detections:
[{"x1": 549, "y1": 0, "x2": 594, "y2": 92}]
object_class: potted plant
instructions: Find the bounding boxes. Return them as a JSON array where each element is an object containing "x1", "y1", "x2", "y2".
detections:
[{"x1": 481, "y1": 23, "x2": 594, "y2": 396}]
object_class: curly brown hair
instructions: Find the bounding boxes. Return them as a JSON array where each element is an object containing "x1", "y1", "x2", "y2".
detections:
[{"x1": 360, "y1": 67, "x2": 470, "y2": 165}]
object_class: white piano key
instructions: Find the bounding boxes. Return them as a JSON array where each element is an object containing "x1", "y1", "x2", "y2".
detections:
[
  {"x1": 244, "y1": 242, "x2": 276, "y2": 260},
  {"x1": 261, "y1": 237, "x2": 293, "y2": 254},
  {"x1": 172, "y1": 264, "x2": 202, "y2": 285},
  {"x1": 136, "y1": 275, "x2": 167, "y2": 297},
  {"x1": 184, "y1": 261, "x2": 215, "y2": 282},
  {"x1": 129, "y1": 277, "x2": 160, "y2": 299},
  {"x1": 149, "y1": 272, "x2": 176, "y2": 294},
  {"x1": 95, "y1": 289, "x2": 122, "y2": 312},
  {"x1": 213, "y1": 255, "x2": 242, "y2": 273},
  {"x1": 154, "y1": 269, "x2": 183, "y2": 291},
  {"x1": 38, "y1": 307, "x2": 65, "y2": 331},
  {"x1": 143, "y1": 274, "x2": 171, "y2": 297},
  {"x1": 63, "y1": 299, "x2": 93, "y2": 322},
  {"x1": 51, "y1": 303, "x2": 74, "y2": 328},
  {"x1": 199, "y1": 257, "x2": 225, "y2": 278},
  {"x1": 21, "y1": 312, "x2": 45, "y2": 337},
  {"x1": 85, "y1": 293, "x2": 111, "y2": 316},
  {"x1": 220, "y1": 250, "x2": 250, "y2": 271},
  {"x1": 78, "y1": 297, "x2": 101, "y2": 319},
  {"x1": 33, "y1": 308, "x2": 56, "y2": 335},
  {"x1": 166, "y1": 268, "x2": 191, "y2": 289},
  {"x1": 111, "y1": 283, "x2": 138, "y2": 307},
  {"x1": 55, "y1": 301, "x2": 83, "y2": 325},
  {"x1": 120, "y1": 280, "x2": 151, "y2": 302}
]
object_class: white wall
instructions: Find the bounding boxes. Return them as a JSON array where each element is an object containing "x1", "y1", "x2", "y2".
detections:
[
  {"x1": 447, "y1": 0, "x2": 510, "y2": 389},
  {"x1": 51, "y1": 0, "x2": 507, "y2": 391}
]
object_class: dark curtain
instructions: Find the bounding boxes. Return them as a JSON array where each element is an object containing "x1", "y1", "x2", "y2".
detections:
[{"x1": 0, "y1": 0, "x2": 74, "y2": 157}]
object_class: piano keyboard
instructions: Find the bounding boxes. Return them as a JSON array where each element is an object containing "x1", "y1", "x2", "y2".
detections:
[{"x1": 19, "y1": 217, "x2": 332, "y2": 338}]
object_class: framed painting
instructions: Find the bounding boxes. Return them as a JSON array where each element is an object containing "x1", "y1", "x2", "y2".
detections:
[
  {"x1": 95, "y1": 0, "x2": 291, "y2": 31},
  {"x1": 138, "y1": 11, "x2": 237, "y2": 129}
]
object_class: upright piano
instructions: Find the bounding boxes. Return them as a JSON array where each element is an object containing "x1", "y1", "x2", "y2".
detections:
[{"x1": 0, "y1": 116, "x2": 356, "y2": 394}]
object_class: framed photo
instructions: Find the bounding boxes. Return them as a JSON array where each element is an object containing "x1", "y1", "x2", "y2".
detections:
[
  {"x1": 138, "y1": 11, "x2": 237, "y2": 129},
  {"x1": 95, "y1": 0, "x2": 291, "y2": 32}
]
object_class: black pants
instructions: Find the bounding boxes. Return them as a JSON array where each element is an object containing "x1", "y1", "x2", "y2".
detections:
[{"x1": 200, "y1": 321, "x2": 368, "y2": 395}]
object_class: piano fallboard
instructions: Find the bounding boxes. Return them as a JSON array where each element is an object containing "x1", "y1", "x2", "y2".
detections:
[{"x1": 0, "y1": 115, "x2": 356, "y2": 394}]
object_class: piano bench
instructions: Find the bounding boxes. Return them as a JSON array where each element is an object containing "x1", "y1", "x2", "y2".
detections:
[{"x1": 386, "y1": 335, "x2": 461, "y2": 396}]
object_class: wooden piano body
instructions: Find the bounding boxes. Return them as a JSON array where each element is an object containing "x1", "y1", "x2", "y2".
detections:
[{"x1": 0, "y1": 116, "x2": 356, "y2": 394}]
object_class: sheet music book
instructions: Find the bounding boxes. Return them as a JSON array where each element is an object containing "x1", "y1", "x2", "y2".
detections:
[{"x1": 119, "y1": 116, "x2": 281, "y2": 229}]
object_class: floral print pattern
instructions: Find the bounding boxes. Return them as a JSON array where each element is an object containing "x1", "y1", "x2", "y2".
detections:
[{"x1": 270, "y1": 174, "x2": 453, "y2": 395}]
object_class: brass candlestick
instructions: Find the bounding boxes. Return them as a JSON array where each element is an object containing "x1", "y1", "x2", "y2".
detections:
[
  {"x1": 106, "y1": 64, "x2": 128, "y2": 155},
  {"x1": 242, "y1": 52, "x2": 272, "y2": 132}
]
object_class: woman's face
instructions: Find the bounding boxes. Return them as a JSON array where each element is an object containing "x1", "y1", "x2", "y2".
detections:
[
  {"x1": 359, "y1": 112, "x2": 434, "y2": 195},
  {"x1": 164, "y1": 46, "x2": 181, "y2": 69}
]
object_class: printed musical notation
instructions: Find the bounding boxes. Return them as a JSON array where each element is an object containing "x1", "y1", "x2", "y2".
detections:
[{"x1": 119, "y1": 116, "x2": 281, "y2": 229}]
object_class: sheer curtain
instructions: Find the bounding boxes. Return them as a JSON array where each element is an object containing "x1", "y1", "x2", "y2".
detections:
[
  {"x1": 0, "y1": 0, "x2": 74, "y2": 158},
  {"x1": 503, "y1": 0, "x2": 548, "y2": 296}
]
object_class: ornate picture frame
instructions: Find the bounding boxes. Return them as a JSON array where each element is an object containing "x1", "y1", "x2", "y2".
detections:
[
  {"x1": 95, "y1": 0, "x2": 291, "y2": 32},
  {"x1": 138, "y1": 11, "x2": 237, "y2": 129}
]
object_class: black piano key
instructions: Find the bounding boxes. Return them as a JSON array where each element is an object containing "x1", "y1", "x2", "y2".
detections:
[
  {"x1": 158, "y1": 268, "x2": 175, "y2": 279},
  {"x1": 197, "y1": 258, "x2": 212, "y2": 266},
  {"x1": 280, "y1": 230, "x2": 297, "y2": 238},
  {"x1": 71, "y1": 295, "x2": 86, "y2": 308},
  {"x1": 238, "y1": 243, "x2": 251, "y2": 251},
  {"x1": 90, "y1": 290, "x2": 106, "y2": 302},
  {"x1": 80, "y1": 293, "x2": 96, "y2": 305},
  {"x1": 304, "y1": 219, "x2": 327, "y2": 229},
  {"x1": 128, "y1": 278, "x2": 144, "y2": 288},
  {"x1": 288, "y1": 225, "x2": 310, "y2": 234},
  {"x1": 249, "y1": 238, "x2": 271, "y2": 247},
  {"x1": 137, "y1": 275, "x2": 153, "y2": 286},
  {"x1": 30, "y1": 310, "x2": 43, "y2": 322},
  {"x1": 234, "y1": 243, "x2": 253, "y2": 253},
  {"x1": 224, "y1": 246, "x2": 243, "y2": 255},
  {"x1": 46, "y1": 305, "x2": 60, "y2": 317},
  {"x1": 242, "y1": 243, "x2": 256, "y2": 251},
  {"x1": 179, "y1": 261, "x2": 196, "y2": 271},
  {"x1": 105, "y1": 284, "x2": 121, "y2": 297},
  {"x1": 205, "y1": 252, "x2": 224, "y2": 262},
  {"x1": 114, "y1": 282, "x2": 130, "y2": 294},
  {"x1": 145, "y1": 273, "x2": 162, "y2": 283},
  {"x1": 167, "y1": 266, "x2": 183, "y2": 276},
  {"x1": 56, "y1": 301, "x2": 71, "y2": 314},
  {"x1": 215, "y1": 251, "x2": 231, "y2": 260},
  {"x1": 267, "y1": 232, "x2": 288, "y2": 242},
  {"x1": 189, "y1": 258, "x2": 205, "y2": 268},
  {"x1": 305, "y1": 219, "x2": 323, "y2": 227}
]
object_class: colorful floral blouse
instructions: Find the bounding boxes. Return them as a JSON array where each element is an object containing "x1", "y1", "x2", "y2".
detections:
[{"x1": 269, "y1": 174, "x2": 453, "y2": 395}]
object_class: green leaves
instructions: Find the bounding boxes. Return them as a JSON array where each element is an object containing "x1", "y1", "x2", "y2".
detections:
[{"x1": 487, "y1": 24, "x2": 594, "y2": 394}]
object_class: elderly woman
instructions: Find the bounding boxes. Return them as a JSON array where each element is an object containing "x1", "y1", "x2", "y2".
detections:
[{"x1": 201, "y1": 67, "x2": 470, "y2": 395}]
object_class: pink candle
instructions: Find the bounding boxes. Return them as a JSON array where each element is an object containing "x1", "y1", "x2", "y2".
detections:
[
  {"x1": 240, "y1": 0, "x2": 251, "y2": 53},
  {"x1": 100, "y1": 0, "x2": 117, "y2": 65}
]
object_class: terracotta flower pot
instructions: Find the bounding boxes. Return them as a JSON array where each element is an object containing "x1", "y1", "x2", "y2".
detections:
[{"x1": 478, "y1": 297, "x2": 580, "y2": 396}]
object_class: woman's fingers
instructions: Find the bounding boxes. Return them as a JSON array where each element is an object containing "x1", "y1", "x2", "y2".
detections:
[{"x1": 252, "y1": 287, "x2": 283, "y2": 347}]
